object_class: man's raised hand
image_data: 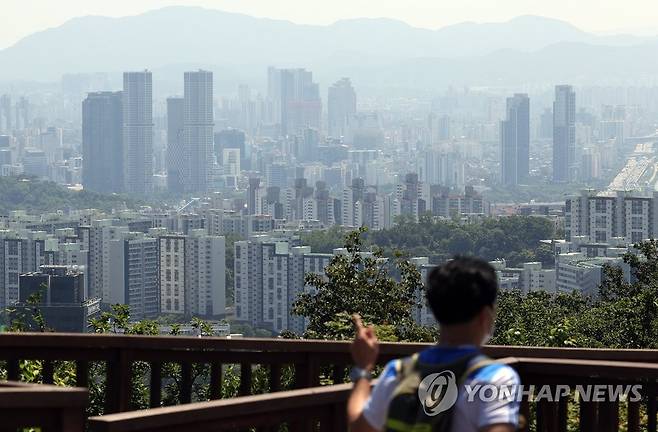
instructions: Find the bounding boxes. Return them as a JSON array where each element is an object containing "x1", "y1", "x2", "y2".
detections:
[{"x1": 350, "y1": 314, "x2": 379, "y2": 371}]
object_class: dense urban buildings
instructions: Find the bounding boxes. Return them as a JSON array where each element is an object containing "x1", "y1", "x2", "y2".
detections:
[{"x1": 3, "y1": 23, "x2": 658, "y2": 338}]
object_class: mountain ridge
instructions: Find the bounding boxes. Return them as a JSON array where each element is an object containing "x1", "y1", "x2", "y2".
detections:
[{"x1": 0, "y1": 7, "x2": 655, "y2": 88}]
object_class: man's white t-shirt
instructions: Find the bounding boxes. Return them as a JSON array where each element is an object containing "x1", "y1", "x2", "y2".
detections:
[{"x1": 362, "y1": 346, "x2": 520, "y2": 432}]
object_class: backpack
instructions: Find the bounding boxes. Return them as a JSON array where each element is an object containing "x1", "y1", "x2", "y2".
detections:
[{"x1": 384, "y1": 351, "x2": 494, "y2": 432}]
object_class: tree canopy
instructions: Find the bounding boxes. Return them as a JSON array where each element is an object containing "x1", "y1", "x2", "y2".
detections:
[{"x1": 0, "y1": 176, "x2": 143, "y2": 213}]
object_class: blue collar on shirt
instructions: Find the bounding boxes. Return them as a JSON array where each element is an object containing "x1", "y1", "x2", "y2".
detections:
[{"x1": 418, "y1": 345, "x2": 479, "y2": 364}]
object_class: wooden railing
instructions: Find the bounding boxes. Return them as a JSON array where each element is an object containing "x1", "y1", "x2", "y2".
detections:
[
  {"x1": 0, "y1": 380, "x2": 88, "y2": 431},
  {"x1": 3, "y1": 333, "x2": 658, "y2": 430},
  {"x1": 0, "y1": 333, "x2": 427, "y2": 413},
  {"x1": 88, "y1": 357, "x2": 658, "y2": 432},
  {"x1": 88, "y1": 383, "x2": 351, "y2": 432},
  {"x1": 509, "y1": 357, "x2": 658, "y2": 432}
]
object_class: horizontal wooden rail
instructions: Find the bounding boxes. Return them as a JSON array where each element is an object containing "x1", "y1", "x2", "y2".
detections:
[
  {"x1": 0, "y1": 381, "x2": 88, "y2": 431},
  {"x1": 88, "y1": 383, "x2": 352, "y2": 432}
]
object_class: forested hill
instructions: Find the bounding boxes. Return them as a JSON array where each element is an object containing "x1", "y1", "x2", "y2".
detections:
[
  {"x1": 0, "y1": 177, "x2": 142, "y2": 214},
  {"x1": 302, "y1": 215, "x2": 556, "y2": 268}
]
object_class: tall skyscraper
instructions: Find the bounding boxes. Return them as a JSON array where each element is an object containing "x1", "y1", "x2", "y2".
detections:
[
  {"x1": 0, "y1": 95, "x2": 11, "y2": 133},
  {"x1": 553, "y1": 85, "x2": 576, "y2": 183},
  {"x1": 82, "y1": 91, "x2": 124, "y2": 193},
  {"x1": 268, "y1": 67, "x2": 321, "y2": 136},
  {"x1": 328, "y1": 78, "x2": 356, "y2": 138},
  {"x1": 183, "y1": 70, "x2": 214, "y2": 193},
  {"x1": 214, "y1": 129, "x2": 246, "y2": 168},
  {"x1": 166, "y1": 97, "x2": 184, "y2": 193},
  {"x1": 500, "y1": 93, "x2": 530, "y2": 186},
  {"x1": 123, "y1": 71, "x2": 153, "y2": 195}
]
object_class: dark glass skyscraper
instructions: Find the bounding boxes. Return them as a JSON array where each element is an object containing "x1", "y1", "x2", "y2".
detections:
[
  {"x1": 166, "y1": 97, "x2": 184, "y2": 193},
  {"x1": 328, "y1": 77, "x2": 356, "y2": 139},
  {"x1": 82, "y1": 91, "x2": 123, "y2": 193},
  {"x1": 500, "y1": 93, "x2": 529, "y2": 186},
  {"x1": 553, "y1": 85, "x2": 576, "y2": 183}
]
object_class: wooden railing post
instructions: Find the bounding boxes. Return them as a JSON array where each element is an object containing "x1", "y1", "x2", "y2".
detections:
[
  {"x1": 209, "y1": 362, "x2": 222, "y2": 400},
  {"x1": 580, "y1": 400, "x2": 598, "y2": 431},
  {"x1": 270, "y1": 363, "x2": 281, "y2": 392},
  {"x1": 331, "y1": 364, "x2": 345, "y2": 385},
  {"x1": 75, "y1": 360, "x2": 88, "y2": 388},
  {"x1": 180, "y1": 362, "x2": 192, "y2": 404},
  {"x1": 627, "y1": 400, "x2": 640, "y2": 432},
  {"x1": 42, "y1": 359, "x2": 54, "y2": 384},
  {"x1": 648, "y1": 387, "x2": 657, "y2": 432},
  {"x1": 149, "y1": 361, "x2": 162, "y2": 408},
  {"x1": 105, "y1": 349, "x2": 131, "y2": 413},
  {"x1": 6, "y1": 358, "x2": 19, "y2": 381},
  {"x1": 557, "y1": 393, "x2": 568, "y2": 432},
  {"x1": 239, "y1": 362, "x2": 252, "y2": 396},
  {"x1": 597, "y1": 400, "x2": 619, "y2": 432}
]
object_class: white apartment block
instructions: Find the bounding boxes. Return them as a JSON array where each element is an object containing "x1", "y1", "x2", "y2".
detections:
[
  {"x1": 555, "y1": 252, "x2": 630, "y2": 297},
  {"x1": 159, "y1": 235, "x2": 186, "y2": 314},
  {"x1": 566, "y1": 190, "x2": 658, "y2": 244},
  {"x1": 108, "y1": 232, "x2": 159, "y2": 320},
  {"x1": 234, "y1": 235, "x2": 332, "y2": 334},
  {"x1": 159, "y1": 230, "x2": 226, "y2": 317},
  {"x1": 519, "y1": 262, "x2": 556, "y2": 293},
  {"x1": 288, "y1": 247, "x2": 333, "y2": 334},
  {"x1": 413, "y1": 257, "x2": 437, "y2": 327},
  {"x1": 0, "y1": 229, "x2": 48, "y2": 308},
  {"x1": 83, "y1": 220, "x2": 129, "y2": 302}
]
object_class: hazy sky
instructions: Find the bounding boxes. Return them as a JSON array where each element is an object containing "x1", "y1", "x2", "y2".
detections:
[{"x1": 2, "y1": 0, "x2": 657, "y2": 49}]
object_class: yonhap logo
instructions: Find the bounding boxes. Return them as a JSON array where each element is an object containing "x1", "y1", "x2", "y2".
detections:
[{"x1": 418, "y1": 370, "x2": 459, "y2": 416}]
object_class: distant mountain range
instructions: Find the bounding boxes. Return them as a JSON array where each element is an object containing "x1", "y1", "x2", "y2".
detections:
[{"x1": 0, "y1": 6, "x2": 657, "y2": 90}]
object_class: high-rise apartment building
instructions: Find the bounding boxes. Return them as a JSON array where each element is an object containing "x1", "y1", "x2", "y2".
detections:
[
  {"x1": 0, "y1": 94, "x2": 11, "y2": 133},
  {"x1": 123, "y1": 71, "x2": 153, "y2": 195},
  {"x1": 553, "y1": 85, "x2": 576, "y2": 183},
  {"x1": 500, "y1": 93, "x2": 529, "y2": 186},
  {"x1": 183, "y1": 70, "x2": 214, "y2": 193},
  {"x1": 82, "y1": 220, "x2": 129, "y2": 302},
  {"x1": 214, "y1": 129, "x2": 247, "y2": 168},
  {"x1": 82, "y1": 91, "x2": 124, "y2": 193},
  {"x1": 268, "y1": 67, "x2": 321, "y2": 136},
  {"x1": 234, "y1": 235, "x2": 331, "y2": 333},
  {"x1": 0, "y1": 230, "x2": 48, "y2": 308},
  {"x1": 328, "y1": 78, "x2": 356, "y2": 139},
  {"x1": 565, "y1": 190, "x2": 658, "y2": 244},
  {"x1": 166, "y1": 97, "x2": 184, "y2": 193},
  {"x1": 108, "y1": 232, "x2": 159, "y2": 320},
  {"x1": 159, "y1": 230, "x2": 225, "y2": 317}
]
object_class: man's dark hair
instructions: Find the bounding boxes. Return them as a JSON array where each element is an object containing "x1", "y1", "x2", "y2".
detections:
[{"x1": 426, "y1": 256, "x2": 498, "y2": 325}]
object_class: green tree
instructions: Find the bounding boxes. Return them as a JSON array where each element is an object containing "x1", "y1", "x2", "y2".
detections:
[{"x1": 292, "y1": 228, "x2": 431, "y2": 341}]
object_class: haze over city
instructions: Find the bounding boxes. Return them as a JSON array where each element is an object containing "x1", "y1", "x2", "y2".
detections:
[{"x1": 2, "y1": 3, "x2": 658, "y2": 431}]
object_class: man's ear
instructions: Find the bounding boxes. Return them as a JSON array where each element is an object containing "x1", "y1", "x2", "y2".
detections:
[{"x1": 480, "y1": 305, "x2": 494, "y2": 326}]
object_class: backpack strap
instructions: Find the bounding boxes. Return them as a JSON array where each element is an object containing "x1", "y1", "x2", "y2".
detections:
[
  {"x1": 459, "y1": 355, "x2": 496, "y2": 384},
  {"x1": 394, "y1": 352, "x2": 420, "y2": 377}
]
